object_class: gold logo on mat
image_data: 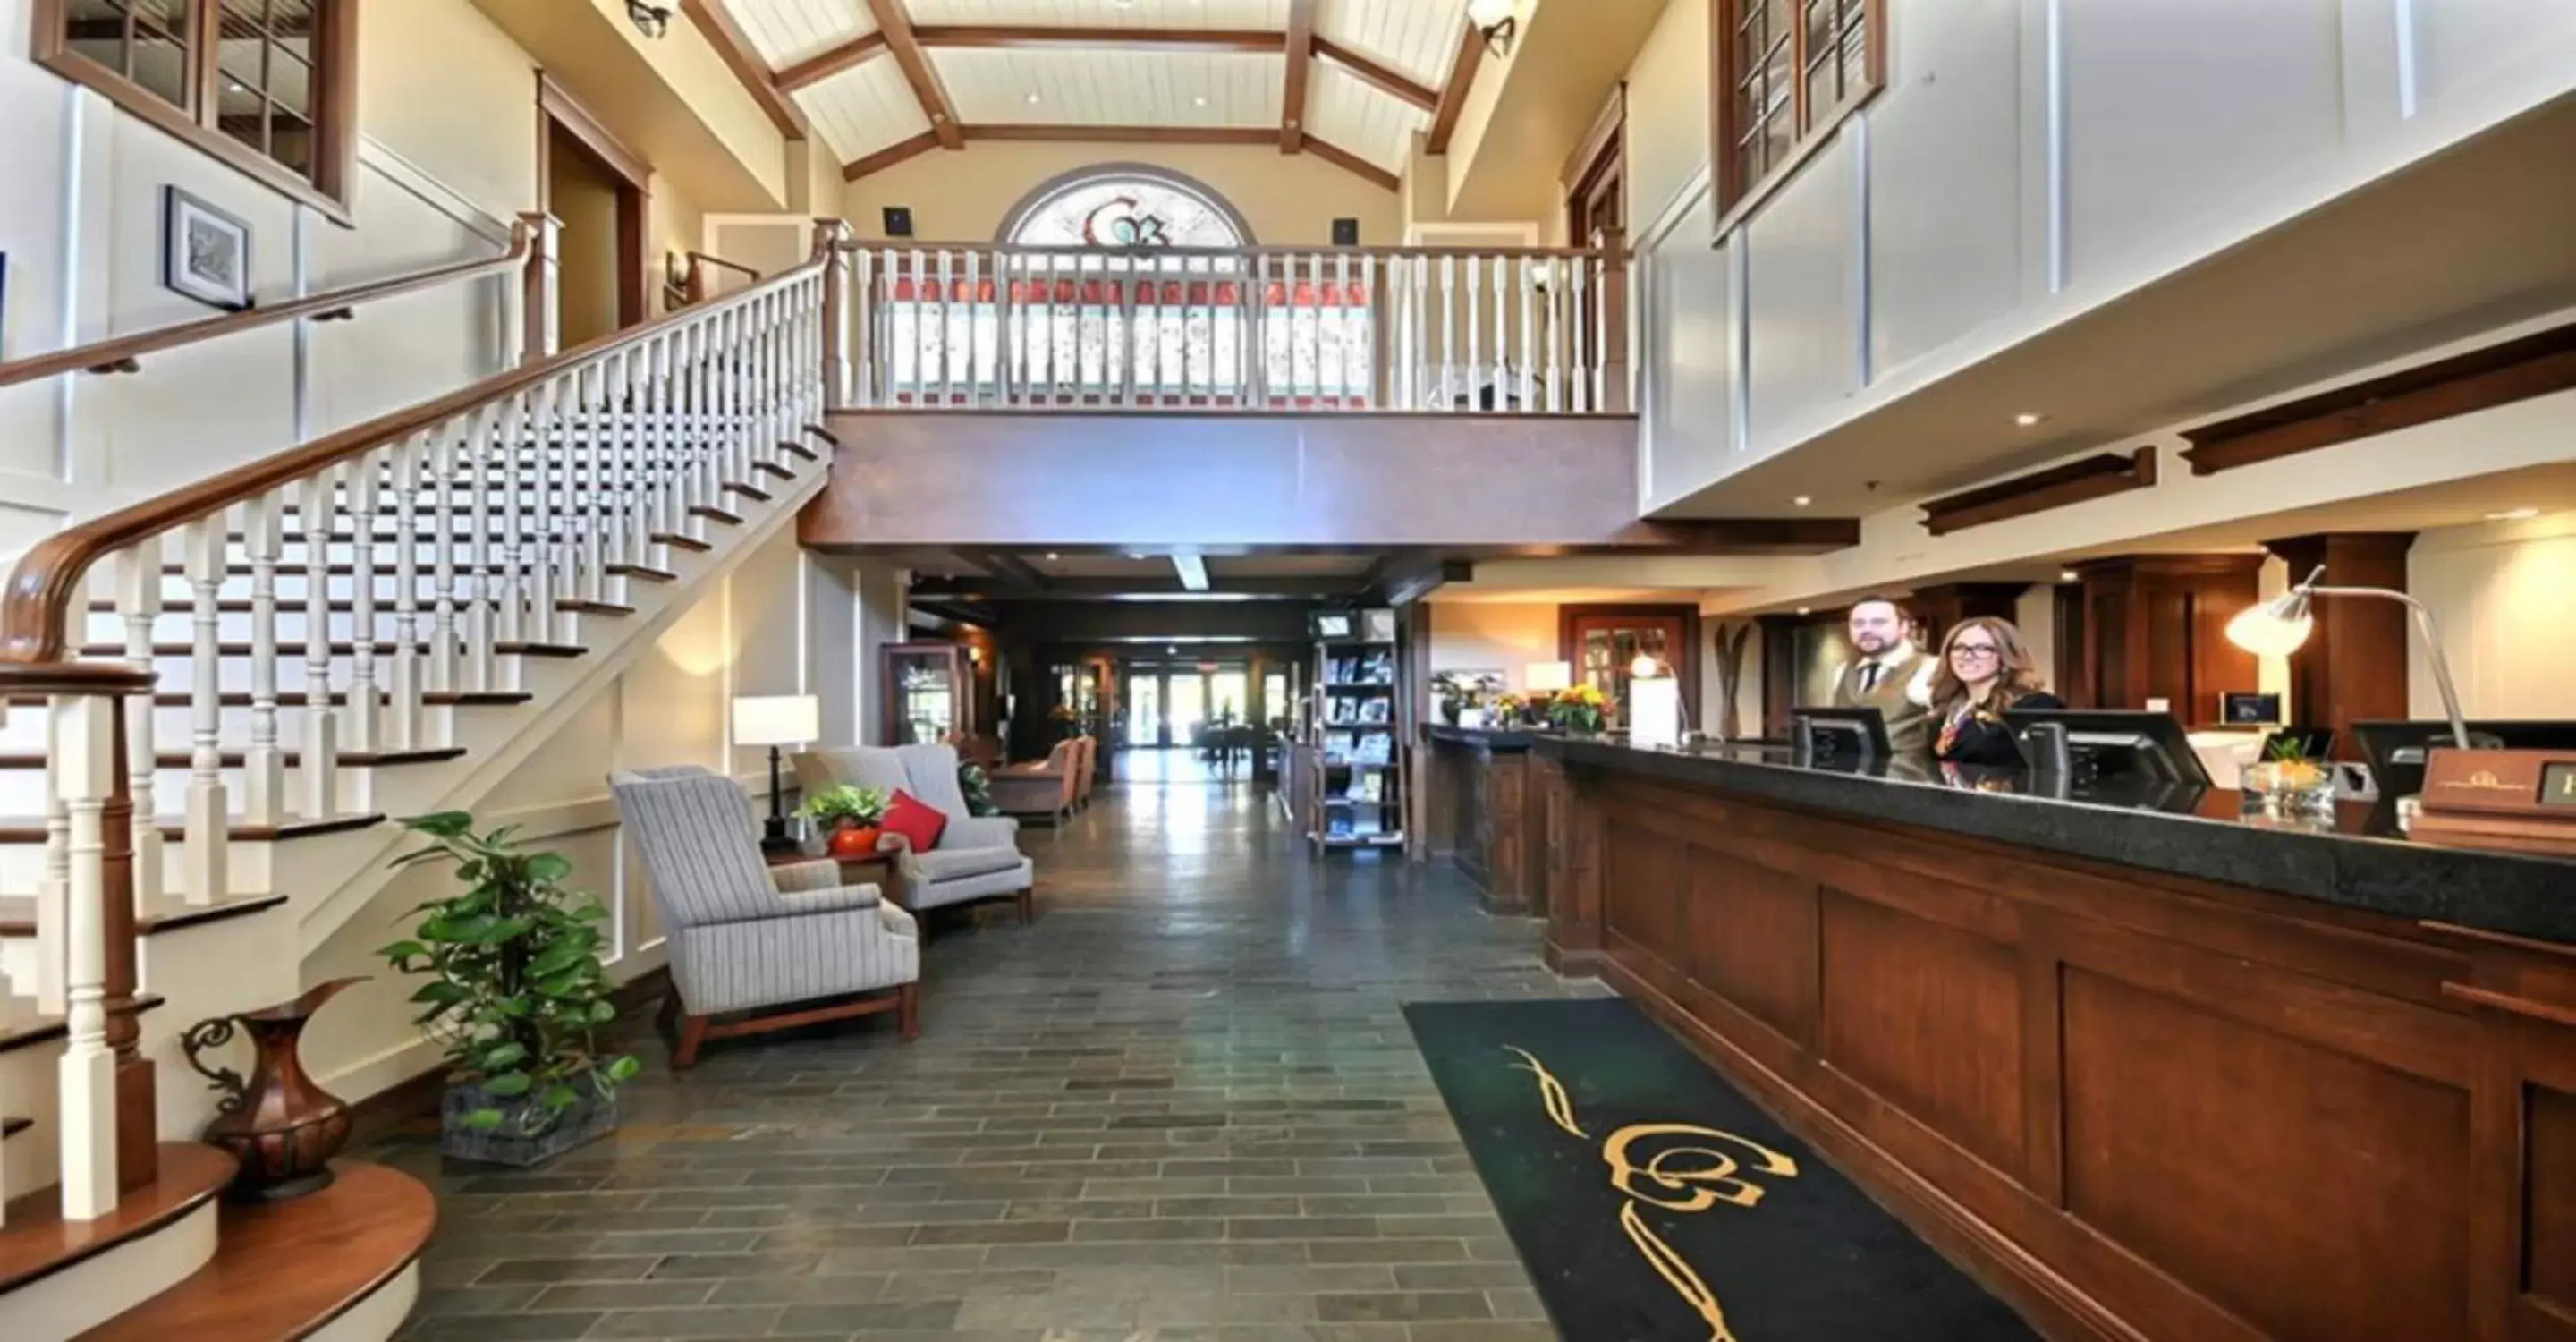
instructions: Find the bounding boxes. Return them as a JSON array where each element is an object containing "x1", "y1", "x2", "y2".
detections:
[{"x1": 1505, "y1": 1046, "x2": 1801, "y2": 1342}]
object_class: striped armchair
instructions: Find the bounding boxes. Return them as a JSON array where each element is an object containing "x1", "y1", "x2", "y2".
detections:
[{"x1": 610, "y1": 767, "x2": 921, "y2": 1067}]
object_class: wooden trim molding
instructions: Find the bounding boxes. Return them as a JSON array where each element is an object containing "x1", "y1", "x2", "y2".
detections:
[
  {"x1": 538, "y1": 73, "x2": 652, "y2": 191},
  {"x1": 1312, "y1": 35, "x2": 1438, "y2": 110},
  {"x1": 1918, "y1": 447, "x2": 2158, "y2": 536},
  {"x1": 864, "y1": 0, "x2": 965, "y2": 149},
  {"x1": 778, "y1": 31, "x2": 891, "y2": 91},
  {"x1": 680, "y1": 0, "x2": 809, "y2": 138},
  {"x1": 1280, "y1": 0, "x2": 1317, "y2": 152},
  {"x1": 844, "y1": 129, "x2": 944, "y2": 181},
  {"x1": 2180, "y1": 323, "x2": 2576, "y2": 475},
  {"x1": 1424, "y1": 23, "x2": 1485, "y2": 155},
  {"x1": 1305, "y1": 137, "x2": 1400, "y2": 191}
]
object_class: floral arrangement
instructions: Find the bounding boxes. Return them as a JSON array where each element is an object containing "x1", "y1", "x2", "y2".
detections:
[
  {"x1": 798, "y1": 784, "x2": 890, "y2": 828},
  {"x1": 1491, "y1": 692, "x2": 1529, "y2": 724},
  {"x1": 1548, "y1": 684, "x2": 1612, "y2": 734}
]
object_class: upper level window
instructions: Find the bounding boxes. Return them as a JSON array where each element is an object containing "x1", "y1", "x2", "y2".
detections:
[
  {"x1": 41, "y1": 0, "x2": 353, "y2": 215},
  {"x1": 1716, "y1": 0, "x2": 1883, "y2": 223},
  {"x1": 1004, "y1": 174, "x2": 1250, "y2": 251}
]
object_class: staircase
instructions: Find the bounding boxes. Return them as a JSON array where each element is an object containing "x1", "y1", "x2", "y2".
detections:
[{"x1": 0, "y1": 218, "x2": 857, "y2": 1339}]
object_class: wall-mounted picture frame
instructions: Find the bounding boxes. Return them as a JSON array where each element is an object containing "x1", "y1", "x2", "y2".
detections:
[{"x1": 161, "y1": 186, "x2": 252, "y2": 311}]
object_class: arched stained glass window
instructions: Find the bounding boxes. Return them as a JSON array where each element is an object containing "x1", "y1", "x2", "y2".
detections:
[{"x1": 879, "y1": 166, "x2": 1374, "y2": 410}]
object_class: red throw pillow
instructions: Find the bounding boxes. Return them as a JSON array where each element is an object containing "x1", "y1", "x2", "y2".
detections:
[{"x1": 881, "y1": 789, "x2": 948, "y2": 854}]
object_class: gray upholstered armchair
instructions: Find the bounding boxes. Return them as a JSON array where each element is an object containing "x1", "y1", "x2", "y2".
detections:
[
  {"x1": 792, "y1": 744, "x2": 1037, "y2": 923},
  {"x1": 610, "y1": 766, "x2": 921, "y2": 1067}
]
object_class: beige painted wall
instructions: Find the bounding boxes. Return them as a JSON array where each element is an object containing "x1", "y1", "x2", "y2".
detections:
[
  {"x1": 1623, "y1": 0, "x2": 1709, "y2": 236},
  {"x1": 842, "y1": 141, "x2": 1401, "y2": 246},
  {"x1": 1428, "y1": 602, "x2": 1560, "y2": 690},
  {"x1": 2410, "y1": 511, "x2": 2576, "y2": 719}
]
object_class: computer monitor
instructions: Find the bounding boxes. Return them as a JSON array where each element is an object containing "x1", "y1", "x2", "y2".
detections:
[
  {"x1": 1792, "y1": 706, "x2": 1891, "y2": 771},
  {"x1": 2005, "y1": 709, "x2": 2212, "y2": 790},
  {"x1": 2352, "y1": 720, "x2": 2576, "y2": 796}
]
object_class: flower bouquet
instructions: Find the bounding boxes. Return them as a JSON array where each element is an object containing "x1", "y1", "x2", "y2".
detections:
[{"x1": 1548, "y1": 684, "x2": 1612, "y2": 734}]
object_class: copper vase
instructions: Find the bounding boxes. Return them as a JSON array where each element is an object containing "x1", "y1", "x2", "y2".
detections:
[{"x1": 180, "y1": 976, "x2": 364, "y2": 1202}]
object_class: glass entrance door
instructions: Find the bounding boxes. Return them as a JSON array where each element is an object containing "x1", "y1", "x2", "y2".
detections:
[
  {"x1": 1125, "y1": 675, "x2": 1162, "y2": 748},
  {"x1": 1166, "y1": 674, "x2": 1208, "y2": 748}
]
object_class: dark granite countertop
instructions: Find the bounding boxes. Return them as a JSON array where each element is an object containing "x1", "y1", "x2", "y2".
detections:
[
  {"x1": 1538, "y1": 736, "x2": 2576, "y2": 946},
  {"x1": 1424, "y1": 725, "x2": 1543, "y2": 751}
]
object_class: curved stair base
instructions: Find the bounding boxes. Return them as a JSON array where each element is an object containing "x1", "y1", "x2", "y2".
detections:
[{"x1": 0, "y1": 1142, "x2": 234, "y2": 1340}]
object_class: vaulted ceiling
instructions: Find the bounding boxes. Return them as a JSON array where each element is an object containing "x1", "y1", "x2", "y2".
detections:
[{"x1": 689, "y1": 0, "x2": 1485, "y2": 187}]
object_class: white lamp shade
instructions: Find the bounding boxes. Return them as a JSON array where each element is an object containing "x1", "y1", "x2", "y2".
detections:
[
  {"x1": 1629, "y1": 652, "x2": 1666, "y2": 679},
  {"x1": 733, "y1": 694, "x2": 820, "y2": 746},
  {"x1": 1524, "y1": 661, "x2": 1573, "y2": 692},
  {"x1": 2224, "y1": 603, "x2": 2315, "y2": 658}
]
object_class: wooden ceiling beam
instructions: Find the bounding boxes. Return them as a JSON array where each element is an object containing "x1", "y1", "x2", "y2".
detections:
[
  {"x1": 776, "y1": 31, "x2": 890, "y2": 93},
  {"x1": 679, "y1": 0, "x2": 809, "y2": 139},
  {"x1": 862, "y1": 0, "x2": 964, "y2": 150},
  {"x1": 1304, "y1": 136, "x2": 1399, "y2": 191},
  {"x1": 962, "y1": 124, "x2": 1275, "y2": 146},
  {"x1": 917, "y1": 25, "x2": 1284, "y2": 52},
  {"x1": 1310, "y1": 36, "x2": 1437, "y2": 112},
  {"x1": 1280, "y1": 0, "x2": 1316, "y2": 152},
  {"x1": 843, "y1": 128, "x2": 944, "y2": 181},
  {"x1": 1425, "y1": 23, "x2": 1486, "y2": 154}
]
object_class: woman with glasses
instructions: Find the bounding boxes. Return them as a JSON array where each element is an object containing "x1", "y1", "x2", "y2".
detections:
[{"x1": 1925, "y1": 616, "x2": 2062, "y2": 766}]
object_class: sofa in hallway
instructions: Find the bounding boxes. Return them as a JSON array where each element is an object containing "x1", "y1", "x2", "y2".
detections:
[
  {"x1": 608, "y1": 766, "x2": 921, "y2": 1067},
  {"x1": 993, "y1": 738, "x2": 1080, "y2": 822},
  {"x1": 792, "y1": 743, "x2": 1037, "y2": 922}
]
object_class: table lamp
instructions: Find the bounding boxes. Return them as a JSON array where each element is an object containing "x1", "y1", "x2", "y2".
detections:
[
  {"x1": 2223, "y1": 565, "x2": 2471, "y2": 751},
  {"x1": 1629, "y1": 653, "x2": 1684, "y2": 749},
  {"x1": 733, "y1": 693, "x2": 820, "y2": 854},
  {"x1": 1524, "y1": 661, "x2": 1572, "y2": 693}
]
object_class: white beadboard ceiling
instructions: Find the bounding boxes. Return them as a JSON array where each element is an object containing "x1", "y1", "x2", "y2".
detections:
[
  {"x1": 720, "y1": 0, "x2": 880, "y2": 69},
  {"x1": 714, "y1": 0, "x2": 1469, "y2": 175}
]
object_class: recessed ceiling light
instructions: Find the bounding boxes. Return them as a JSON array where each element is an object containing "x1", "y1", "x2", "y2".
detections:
[
  {"x1": 1792, "y1": 495, "x2": 1812, "y2": 507},
  {"x1": 1795, "y1": 607, "x2": 1812, "y2": 616},
  {"x1": 2014, "y1": 412, "x2": 2046, "y2": 428},
  {"x1": 1166, "y1": 645, "x2": 1178, "y2": 655},
  {"x1": 1045, "y1": 552, "x2": 1061, "y2": 560},
  {"x1": 2487, "y1": 507, "x2": 2542, "y2": 521},
  {"x1": 1193, "y1": 95, "x2": 1208, "y2": 107},
  {"x1": 2059, "y1": 569, "x2": 2080, "y2": 582},
  {"x1": 1024, "y1": 91, "x2": 1041, "y2": 104}
]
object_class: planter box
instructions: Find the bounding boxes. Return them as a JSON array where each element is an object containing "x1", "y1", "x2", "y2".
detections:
[{"x1": 439, "y1": 1082, "x2": 618, "y2": 1168}]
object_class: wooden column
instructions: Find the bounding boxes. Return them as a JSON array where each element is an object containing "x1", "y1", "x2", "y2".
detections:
[
  {"x1": 2262, "y1": 532, "x2": 2417, "y2": 758},
  {"x1": 2069, "y1": 556, "x2": 2264, "y2": 726},
  {"x1": 1908, "y1": 582, "x2": 2029, "y2": 652},
  {"x1": 1755, "y1": 613, "x2": 1804, "y2": 740}
]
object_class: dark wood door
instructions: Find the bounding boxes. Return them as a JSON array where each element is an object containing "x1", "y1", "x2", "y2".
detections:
[{"x1": 1562, "y1": 605, "x2": 1699, "y2": 726}]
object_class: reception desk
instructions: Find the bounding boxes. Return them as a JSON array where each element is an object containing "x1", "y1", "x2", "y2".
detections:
[
  {"x1": 1420, "y1": 726, "x2": 1550, "y2": 913},
  {"x1": 1539, "y1": 736, "x2": 2576, "y2": 1342}
]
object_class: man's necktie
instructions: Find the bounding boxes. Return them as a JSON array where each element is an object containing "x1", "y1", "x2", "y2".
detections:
[{"x1": 1860, "y1": 663, "x2": 1880, "y2": 694}]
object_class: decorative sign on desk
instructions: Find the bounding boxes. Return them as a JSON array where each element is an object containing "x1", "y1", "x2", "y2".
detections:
[{"x1": 2411, "y1": 749, "x2": 2576, "y2": 854}]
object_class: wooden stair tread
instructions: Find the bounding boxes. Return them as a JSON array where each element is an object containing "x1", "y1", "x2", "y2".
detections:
[
  {"x1": 79, "y1": 1159, "x2": 436, "y2": 1341},
  {"x1": 11, "y1": 690, "x2": 531, "y2": 709},
  {"x1": 0, "y1": 1142, "x2": 234, "y2": 1294},
  {"x1": 0, "y1": 813, "x2": 384, "y2": 845},
  {"x1": 0, "y1": 747, "x2": 464, "y2": 770},
  {"x1": 0, "y1": 892, "x2": 288, "y2": 939}
]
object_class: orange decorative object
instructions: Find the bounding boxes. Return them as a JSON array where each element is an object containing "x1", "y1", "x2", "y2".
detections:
[{"x1": 828, "y1": 823, "x2": 882, "y2": 859}]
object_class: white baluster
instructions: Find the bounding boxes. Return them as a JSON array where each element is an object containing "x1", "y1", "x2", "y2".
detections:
[
  {"x1": 386, "y1": 437, "x2": 424, "y2": 752},
  {"x1": 1546, "y1": 258, "x2": 1565, "y2": 412},
  {"x1": 53, "y1": 692, "x2": 119, "y2": 1220},
  {"x1": 648, "y1": 336, "x2": 680, "y2": 547},
  {"x1": 112, "y1": 542, "x2": 164, "y2": 907},
  {"x1": 38, "y1": 768, "x2": 67, "y2": 1015},
  {"x1": 1572, "y1": 251, "x2": 1591, "y2": 413},
  {"x1": 1439, "y1": 254, "x2": 1457, "y2": 412},
  {"x1": 1491, "y1": 251, "x2": 1508, "y2": 411},
  {"x1": 241, "y1": 492, "x2": 286, "y2": 825},
  {"x1": 1517, "y1": 257, "x2": 1534, "y2": 413},
  {"x1": 426, "y1": 427, "x2": 460, "y2": 698},
  {"x1": 343, "y1": 452, "x2": 381, "y2": 754},
  {"x1": 1465, "y1": 254, "x2": 1482, "y2": 412},
  {"x1": 523, "y1": 381, "x2": 558, "y2": 646},
  {"x1": 462, "y1": 405, "x2": 499, "y2": 693},
  {"x1": 580, "y1": 363, "x2": 610, "y2": 605},
  {"x1": 623, "y1": 345, "x2": 655, "y2": 567},
  {"x1": 180, "y1": 520, "x2": 228, "y2": 905},
  {"x1": 1594, "y1": 251, "x2": 1611, "y2": 412},
  {"x1": 295, "y1": 471, "x2": 339, "y2": 819},
  {"x1": 495, "y1": 392, "x2": 529, "y2": 649},
  {"x1": 1119, "y1": 258, "x2": 1139, "y2": 407}
]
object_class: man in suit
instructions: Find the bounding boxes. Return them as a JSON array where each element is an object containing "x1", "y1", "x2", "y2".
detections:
[{"x1": 1830, "y1": 596, "x2": 1935, "y2": 756}]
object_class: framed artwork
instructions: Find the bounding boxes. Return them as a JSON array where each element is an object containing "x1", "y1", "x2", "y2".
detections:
[{"x1": 161, "y1": 186, "x2": 252, "y2": 310}]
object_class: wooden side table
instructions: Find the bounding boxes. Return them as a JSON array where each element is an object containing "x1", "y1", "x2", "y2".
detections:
[{"x1": 762, "y1": 848, "x2": 925, "y2": 940}]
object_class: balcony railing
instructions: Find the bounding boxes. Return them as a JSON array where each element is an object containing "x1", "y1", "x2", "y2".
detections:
[{"x1": 843, "y1": 242, "x2": 1627, "y2": 415}]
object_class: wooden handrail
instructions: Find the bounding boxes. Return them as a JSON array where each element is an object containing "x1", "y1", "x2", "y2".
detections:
[
  {"x1": 687, "y1": 251, "x2": 763, "y2": 282},
  {"x1": 0, "y1": 219, "x2": 540, "y2": 392},
  {"x1": 853, "y1": 240, "x2": 1614, "y2": 261},
  {"x1": 0, "y1": 225, "x2": 852, "y2": 666}
]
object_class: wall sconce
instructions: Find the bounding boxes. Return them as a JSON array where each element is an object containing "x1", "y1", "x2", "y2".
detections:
[
  {"x1": 626, "y1": 0, "x2": 674, "y2": 38},
  {"x1": 1465, "y1": 0, "x2": 1517, "y2": 57}
]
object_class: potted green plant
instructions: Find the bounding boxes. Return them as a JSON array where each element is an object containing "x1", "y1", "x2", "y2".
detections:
[
  {"x1": 959, "y1": 760, "x2": 1001, "y2": 817},
  {"x1": 377, "y1": 812, "x2": 640, "y2": 1167},
  {"x1": 801, "y1": 783, "x2": 892, "y2": 858}
]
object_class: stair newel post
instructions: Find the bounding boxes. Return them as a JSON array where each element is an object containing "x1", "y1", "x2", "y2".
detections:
[
  {"x1": 343, "y1": 450, "x2": 382, "y2": 756},
  {"x1": 179, "y1": 519, "x2": 229, "y2": 905},
  {"x1": 386, "y1": 434, "x2": 424, "y2": 752},
  {"x1": 517, "y1": 210, "x2": 562, "y2": 367},
  {"x1": 48, "y1": 676, "x2": 156, "y2": 1219},
  {"x1": 428, "y1": 419, "x2": 463, "y2": 698},
  {"x1": 112, "y1": 540, "x2": 165, "y2": 907},
  {"x1": 242, "y1": 490, "x2": 286, "y2": 826},
  {"x1": 818, "y1": 219, "x2": 851, "y2": 412},
  {"x1": 295, "y1": 471, "x2": 339, "y2": 820}
]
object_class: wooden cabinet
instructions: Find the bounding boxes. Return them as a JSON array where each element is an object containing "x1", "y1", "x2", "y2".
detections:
[
  {"x1": 2070, "y1": 556, "x2": 2261, "y2": 726},
  {"x1": 881, "y1": 641, "x2": 976, "y2": 748}
]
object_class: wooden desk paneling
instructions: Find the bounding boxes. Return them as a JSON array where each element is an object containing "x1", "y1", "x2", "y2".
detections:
[
  {"x1": 1422, "y1": 729, "x2": 1548, "y2": 915},
  {"x1": 1547, "y1": 762, "x2": 2576, "y2": 1342}
]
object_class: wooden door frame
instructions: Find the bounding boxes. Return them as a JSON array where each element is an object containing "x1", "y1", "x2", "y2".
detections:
[
  {"x1": 1560, "y1": 603, "x2": 1702, "y2": 723},
  {"x1": 536, "y1": 72, "x2": 652, "y2": 329}
]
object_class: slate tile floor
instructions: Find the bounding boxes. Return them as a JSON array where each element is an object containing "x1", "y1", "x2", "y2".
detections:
[{"x1": 381, "y1": 773, "x2": 1601, "y2": 1341}]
